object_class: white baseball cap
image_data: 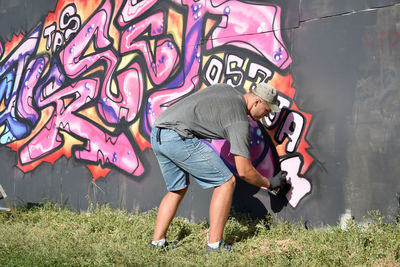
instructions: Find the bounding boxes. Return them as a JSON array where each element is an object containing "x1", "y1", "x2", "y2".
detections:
[{"x1": 252, "y1": 83, "x2": 281, "y2": 113}]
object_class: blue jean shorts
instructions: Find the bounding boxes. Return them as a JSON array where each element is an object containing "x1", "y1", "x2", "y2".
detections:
[{"x1": 151, "y1": 127, "x2": 233, "y2": 191}]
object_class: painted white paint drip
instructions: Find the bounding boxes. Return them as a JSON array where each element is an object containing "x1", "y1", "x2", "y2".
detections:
[{"x1": 340, "y1": 209, "x2": 353, "y2": 229}]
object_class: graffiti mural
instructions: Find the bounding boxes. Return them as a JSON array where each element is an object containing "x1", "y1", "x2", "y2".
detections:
[{"x1": 0, "y1": 0, "x2": 313, "y2": 208}]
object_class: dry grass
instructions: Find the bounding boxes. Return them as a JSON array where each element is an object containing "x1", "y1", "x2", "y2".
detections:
[{"x1": 0, "y1": 203, "x2": 399, "y2": 266}]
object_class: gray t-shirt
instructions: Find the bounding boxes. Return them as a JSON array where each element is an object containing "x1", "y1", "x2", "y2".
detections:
[{"x1": 154, "y1": 83, "x2": 250, "y2": 158}]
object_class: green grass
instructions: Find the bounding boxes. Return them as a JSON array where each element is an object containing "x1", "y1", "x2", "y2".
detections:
[{"x1": 0, "y1": 203, "x2": 399, "y2": 266}]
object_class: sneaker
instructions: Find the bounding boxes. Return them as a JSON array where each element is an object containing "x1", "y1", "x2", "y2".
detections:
[
  {"x1": 205, "y1": 240, "x2": 233, "y2": 253},
  {"x1": 149, "y1": 240, "x2": 178, "y2": 250}
]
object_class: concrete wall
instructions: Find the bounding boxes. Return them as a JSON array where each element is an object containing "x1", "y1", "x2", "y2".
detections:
[{"x1": 0, "y1": 0, "x2": 399, "y2": 226}]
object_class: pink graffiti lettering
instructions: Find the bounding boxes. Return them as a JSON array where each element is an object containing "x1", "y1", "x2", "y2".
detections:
[
  {"x1": 59, "y1": 0, "x2": 121, "y2": 124},
  {"x1": 17, "y1": 56, "x2": 48, "y2": 123},
  {"x1": 0, "y1": 0, "x2": 313, "y2": 208},
  {"x1": 115, "y1": 62, "x2": 144, "y2": 123},
  {"x1": 117, "y1": 0, "x2": 159, "y2": 27},
  {"x1": 20, "y1": 77, "x2": 143, "y2": 175},
  {"x1": 145, "y1": 0, "x2": 206, "y2": 130},
  {"x1": 120, "y1": 12, "x2": 180, "y2": 85},
  {"x1": 146, "y1": 0, "x2": 292, "y2": 127},
  {"x1": 205, "y1": 0, "x2": 291, "y2": 69},
  {"x1": 20, "y1": 78, "x2": 100, "y2": 163},
  {"x1": 0, "y1": 27, "x2": 42, "y2": 143},
  {"x1": 280, "y1": 156, "x2": 311, "y2": 207}
]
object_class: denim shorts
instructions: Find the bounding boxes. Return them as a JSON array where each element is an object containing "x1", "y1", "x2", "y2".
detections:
[{"x1": 151, "y1": 127, "x2": 233, "y2": 191}]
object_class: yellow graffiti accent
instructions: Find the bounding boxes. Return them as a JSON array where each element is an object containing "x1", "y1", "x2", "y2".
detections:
[
  {"x1": 62, "y1": 96, "x2": 74, "y2": 109},
  {"x1": 78, "y1": 106, "x2": 115, "y2": 132},
  {"x1": 146, "y1": 76, "x2": 153, "y2": 91},
  {"x1": 0, "y1": 98, "x2": 5, "y2": 113},
  {"x1": 117, "y1": 53, "x2": 138, "y2": 71},
  {"x1": 149, "y1": 39, "x2": 155, "y2": 56},
  {"x1": 110, "y1": 78, "x2": 118, "y2": 95},
  {"x1": 129, "y1": 120, "x2": 150, "y2": 151},
  {"x1": 205, "y1": 18, "x2": 217, "y2": 37},
  {"x1": 57, "y1": 129, "x2": 84, "y2": 158},
  {"x1": 243, "y1": 80, "x2": 253, "y2": 93},
  {"x1": 83, "y1": 40, "x2": 96, "y2": 57},
  {"x1": 167, "y1": 8, "x2": 183, "y2": 52}
]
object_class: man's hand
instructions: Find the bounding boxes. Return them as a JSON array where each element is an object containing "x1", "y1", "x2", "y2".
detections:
[
  {"x1": 268, "y1": 171, "x2": 287, "y2": 190},
  {"x1": 234, "y1": 155, "x2": 287, "y2": 190}
]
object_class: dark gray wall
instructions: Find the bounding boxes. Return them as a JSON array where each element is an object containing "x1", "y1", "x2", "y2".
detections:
[
  {"x1": 0, "y1": 0, "x2": 399, "y2": 226},
  {"x1": 0, "y1": 0, "x2": 57, "y2": 41},
  {"x1": 292, "y1": 0, "x2": 400, "y2": 224}
]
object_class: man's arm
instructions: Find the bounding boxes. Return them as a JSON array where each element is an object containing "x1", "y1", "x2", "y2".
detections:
[
  {"x1": 234, "y1": 155, "x2": 287, "y2": 190},
  {"x1": 234, "y1": 155, "x2": 271, "y2": 188}
]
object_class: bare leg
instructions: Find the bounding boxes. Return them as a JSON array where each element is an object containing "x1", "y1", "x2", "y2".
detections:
[
  {"x1": 208, "y1": 176, "x2": 236, "y2": 243},
  {"x1": 153, "y1": 187, "x2": 188, "y2": 241}
]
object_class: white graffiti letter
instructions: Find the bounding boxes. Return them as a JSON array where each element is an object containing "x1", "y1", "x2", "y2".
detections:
[
  {"x1": 280, "y1": 156, "x2": 311, "y2": 207},
  {"x1": 262, "y1": 95, "x2": 291, "y2": 128},
  {"x1": 205, "y1": 57, "x2": 223, "y2": 85},
  {"x1": 276, "y1": 110, "x2": 304, "y2": 152},
  {"x1": 59, "y1": 4, "x2": 81, "y2": 41},
  {"x1": 43, "y1": 23, "x2": 56, "y2": 51},
  {"x1": 225, "y1": 54, "x2": 244, "y2": 87}
]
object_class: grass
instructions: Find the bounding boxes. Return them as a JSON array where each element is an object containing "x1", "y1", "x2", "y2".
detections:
[{"x1": 0, "y1": 203, "x2": 399, "y2": 266}]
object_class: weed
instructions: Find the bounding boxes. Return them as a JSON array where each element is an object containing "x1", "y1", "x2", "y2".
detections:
[{"x1": 0, "y1": 203, "x2": 399, "y2": 266}]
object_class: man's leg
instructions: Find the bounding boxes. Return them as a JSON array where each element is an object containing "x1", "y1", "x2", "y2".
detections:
[
  {"x1": 153, "y1": 187, "x2": 188, "y2": 241},
  {"x1": 208, "y1": 176, "x2": 236, "y2": 243}
]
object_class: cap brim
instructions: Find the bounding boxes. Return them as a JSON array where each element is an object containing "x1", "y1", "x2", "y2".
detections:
[{"x1": 268, "y1": 103, "x2": 281, "y2": 113}]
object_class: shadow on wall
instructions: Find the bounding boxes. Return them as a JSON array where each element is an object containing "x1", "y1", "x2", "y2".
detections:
[{"x1": 232, "y1": 178, "x2": 291, "y2": 220}]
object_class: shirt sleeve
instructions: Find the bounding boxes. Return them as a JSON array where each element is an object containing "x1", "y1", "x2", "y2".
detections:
[{"x1": 225, "y1": 121, "x2": 250, "y2": 159}]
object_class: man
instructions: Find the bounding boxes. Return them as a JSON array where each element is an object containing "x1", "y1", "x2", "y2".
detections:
[{"x1": 150, "y1": 82, "x2": 287, "y2": 252}]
